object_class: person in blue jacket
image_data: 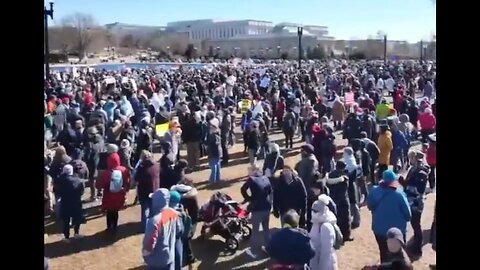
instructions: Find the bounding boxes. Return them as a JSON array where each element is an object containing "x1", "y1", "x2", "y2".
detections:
[
  {"x1": 367, "y1": 169, "x2": 411, "y2": 263},
  {"x1": 390, "y1": 124, "x2": 409, "y2": 173}
]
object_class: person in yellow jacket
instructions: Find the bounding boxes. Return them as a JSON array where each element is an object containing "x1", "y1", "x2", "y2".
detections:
[
  {"x1": 377, "y1": 125, "x2": 393, "y2": 180},
  {"x1": 375, "y1": 99, "x2": 391, "y2": 120}
]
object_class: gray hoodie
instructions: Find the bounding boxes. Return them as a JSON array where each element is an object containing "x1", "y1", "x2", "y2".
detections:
[{"x1": 142, "y1": 188, "x2": 183, "y2": 269}]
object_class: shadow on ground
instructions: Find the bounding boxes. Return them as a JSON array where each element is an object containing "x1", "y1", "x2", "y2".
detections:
[{"x1": 44, "y1": 221, "x2": 142, "y2": 259}]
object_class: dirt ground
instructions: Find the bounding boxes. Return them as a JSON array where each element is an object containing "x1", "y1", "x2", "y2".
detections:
[{"x1": 44, "y1": 128, "x2": 436, "y2": 270}]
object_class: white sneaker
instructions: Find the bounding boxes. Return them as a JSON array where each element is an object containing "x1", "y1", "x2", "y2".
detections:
[
  {"x1": 73, "y1": 234, "x2": 84, "y2": 239},
  {"x1": 245, "y1": 249, "x2": 258, "y2": 259}
]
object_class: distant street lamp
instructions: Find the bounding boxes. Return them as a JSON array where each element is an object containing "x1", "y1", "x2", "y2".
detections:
[
  {"x1": 420, "y1": 41, "x2": 428, "y2": 64},
  {"x1": 383, "y1": 35, "x2": 387, "y2": 64},
  {"x1": 234, "y1": 47, "x2": 239, "y2": 57},
  {"x1": 216, "y1": 46, "x2": 221, "y2": 58},
  {"x1": 277, "y1": 45, "x2": 281, "y2": 57},
  {"x1": 345, "y1": 45, "x2": 350, "y2": 60},
  {"x1": 297, "y1": 26, "x2": 303, "y2": 68},
  {"x1": 44, "y1": 0, "x2": 54, "y2": 77}
]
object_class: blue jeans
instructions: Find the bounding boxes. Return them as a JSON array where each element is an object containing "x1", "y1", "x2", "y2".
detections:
[
  {"x1": 140, "y1": 198, "x2": 152, "y2": 231},
  {"x1": 208, "y1": 157, "x2": 221, "y2": 184}
]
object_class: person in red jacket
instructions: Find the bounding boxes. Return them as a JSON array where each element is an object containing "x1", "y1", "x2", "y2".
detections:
[
  {"x1": 96, "y1": 150, "x2": 131, "y2": 234},
  {"x1": 426, "y1": 135, "x2": 436, "y2": 190},
  {"x1": 275, "y1": 97, "x2": 286, "y2": 128},
  {"x1": 418, "y1": 108, "x2": 436, "y2": 143}
]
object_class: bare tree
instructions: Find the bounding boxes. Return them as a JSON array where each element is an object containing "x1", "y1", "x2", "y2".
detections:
[
  {"x1": 61, "y1": 13, "x2": 98, "y2": 60},
  {"x1": 120, "y1": 34, "x2": 135, "y2": 48}
]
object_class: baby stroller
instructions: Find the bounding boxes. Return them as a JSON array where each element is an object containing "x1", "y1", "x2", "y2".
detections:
[{"x1": 198, "y1": 192, "x2": 252, "y2": 252}]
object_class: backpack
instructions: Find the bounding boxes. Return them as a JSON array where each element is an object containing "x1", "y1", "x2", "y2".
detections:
[
  {"x1": 320, "y1": 222, "x2": 344, "y2": 250},
  {"x1": 109, "y1": 170, "x2": 123, "y2": 193}
]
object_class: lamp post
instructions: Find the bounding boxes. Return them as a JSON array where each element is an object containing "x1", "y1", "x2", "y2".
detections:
[
  {"x1": 383, "y1": 35, "x2": 387, "y2": 65},
  {"x1": 277, "y1": 45, "x2": 281, "y2": 58},
  {"x1": 216, "y1": 46, "x2": 220, "y2": 58},
  {"x1": 420, "y1": 40, "x2": 428, "y2": 64},
  {"x1": 234, "y1": 47, "x2": 239, "y2": 57},
  {"x1": 345, "y1": 45, "x2": 350, "y2": 60},
  {"x1": 297, "y1": 26, "x2": 303, "y2": 68},
  {"x1": 44, "y1": 0, "x2": 54, "y2": 78}
]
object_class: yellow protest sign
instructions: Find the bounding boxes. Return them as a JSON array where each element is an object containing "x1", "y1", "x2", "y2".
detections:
[
  {"x1": 240, "y1": 99, "x2": 252, "y2": 114},
  {"x1": 155, "y1": 123, "x2": 169, "y2": 137}
]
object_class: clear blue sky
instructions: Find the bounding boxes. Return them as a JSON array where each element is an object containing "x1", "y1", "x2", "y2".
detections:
[{"x1": 49, "y1": 0, "x2": 436, "y2": 42}]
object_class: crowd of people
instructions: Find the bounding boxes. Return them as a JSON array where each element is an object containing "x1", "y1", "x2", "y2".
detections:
[{"x1": 44, "y1": 59, "x2": 436, "y2": 270}]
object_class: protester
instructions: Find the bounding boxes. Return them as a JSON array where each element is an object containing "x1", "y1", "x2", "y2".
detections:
[
  {"x1": 309, "y1": 196, "x2": 339, "y2": 270},
  {"x1": 426, "y1": 134, "x2": 436, "y2": 191},
  {"x1": 377, "y1": 125, "x2": 393, "y2": 179},
  {"x1": 367, "y1": 170, "x2": 411, "y2": 263},
  {"x1": 402, "y1": 150, "x2": 430, "y2": 257},
  {"x1": 263, "y1": 143, "x2": 285, "y2": 177},
  {"x1": 266, "y1": 210, "x2": 315, "y2": 269},
  {"x1": 241, "y1": 165, "x2": 273, "y2": 259},
  {"x1": 96, "y1": 148, "x2": 131, "y2": 234},
  {"x1": 57, "y1": 164, "x2": 85, "y2": 241},
  {"x1": 325, "y1": 160, "x2": 353, "y2": 241},
  {"x1": 142, "y1": 188, "x2": 182, "y2": 270},
  {"x1": 206, "y1": 120, "x2": 222, "y2": 184},
  {"x1": 273, "y1": 165, "x2": 308, "y2": 228},
  {"x1": 135, "y1": 150, "x2": 160, "y2": 231},
  {"x1": 169, "y1": 191, "x2": 191, "y2": 270}
]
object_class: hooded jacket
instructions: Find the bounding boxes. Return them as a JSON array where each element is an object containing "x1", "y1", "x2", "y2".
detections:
[
  {"x1": 262, "y1": 146, "x2": 285, "y2": 176},
  {"x1": 366, "y1": 184, "x2": 411, "y2": 236},
  {"x1": 170, "y1": 184, "x2": 200, "y2": 225},
  {"x1": 378, "y1": 131, "x2": 393, "y2": 165},
  {"x1": 97, "y1": 153, "x2": 130, "y2": 211},
  {"x1": 136, "y1": 159, "x2": 161, "y2": 202},
  {"x1": 57, "y1": 173, "x2": 84, "y2": 217},
  {"x1": 142, "y1": 189, "x2": 183, "y2": 268},
  {"x1": 241, "y1": 173, "x2": 273, "y2": 212},
  {"x1": 309, "y1": 208, "x2": 338, "y2": 270},
  {"x1": 267, "y1": 227, "x2": 315, "y2": 266},
  {"x1": 324, "y1": 171, "x2": 351, "y2": 228},
  {"x1": 273, "y1": 173, "x2": 308, "y2": 215},
  {"x1": 295, "y1": 154, "x2": 319, "y2": 189}
]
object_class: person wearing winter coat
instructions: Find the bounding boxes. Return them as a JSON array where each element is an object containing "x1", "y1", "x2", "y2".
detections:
[
  {"x1": 295, "y1": 144, "x2": 319, "y2": 190},
  {"x1": 163, "y1": 122, "x2": 181, "y2": 163},
  {"x1": 266, "y1": 210, "x2": 315, "y2": 269},
  {"x1": 377, "y1": 125, "x2": 393, "y2": 180},
  {"x1": 262, "y1": 143, "x2": 284, "y2": 177},
  {"x1": 135, "y1": 150, "x2": 160, "y2": 231},
  {"x1": 360, "y1": 132, "x2": 380, "y2": 184},
  {"x1": 241, "y1": 165, "x2": 273, "y2": 259},
  {"x1": 96, "y1": 151, "x2": 131, "y2": 234},
  {"x1": 319, "y1": 127, "x2": 337, "y2": 175},
  {"x1": 142, "y1": 188, "x2": 183, "y2": 270},
  {"x1": 282, "y1": 108, "x2": 296, "y2": 149},
  {"x1": 169, "y1": 191, "x2": 191, "y2": 270},
  {"x1": 401, "y1": 151, "x2": 430, "y2": 257},
  {"x1": 362, "y1": 228, "x2": 413, "y2": 270},
  {"x1": 360, "y1": 111, "x2": 376, "y2": 140},
  {"x1": 343, "y1": 148, "x2": 361, "y2": 229},
  {"x1": 159, "y1": 141, "x2": 176, "y2": 189},
  {"x1": 246, "y1": 121, "x2": 261, "y2": 165},
  {"x1": 418, "y1": 108, "x2": 436, "y2": 143},
  {"x1": 57, "y1": 164, "x2": 85, "y2": 241},
  {"x1": 309, "y1": 196, "x2": 339, "y2": 270},
  {"x1": 170, "y1": 181, "x2": 199, "y2": 264},
  {"x1": 273, "y1": 166, "x2": 308, "y2": 228},
  {"x1": 332, "y1": 98, "x2": 346, "y2": 130},
  {"x1": 390, "y1": 125, "x2": 409, "y2": 172},
  {"x1": 351, "y1": 139, "x2": 372, "y2": 198},
  {"x1": 375, "y1": 99, "x2": 391, "y2": 121},
  {"x1": 324, "y1": 160, "x2": 353, "y2": 241},
  {"x1": 119, "y1": 139, "x2": 134, "y2": 174},
  {"x1": 367, "y1": 170, "x2": 411, "y2": 263},
  {"x1": 343, "y1": 113, "x2": 362, "y2": 144},
  {"x1": 206, "y1": 120, "x2": 223, "y2": 184},
  {"x1": 182, "y1": 113, "x2": 202, "y2": 170}
]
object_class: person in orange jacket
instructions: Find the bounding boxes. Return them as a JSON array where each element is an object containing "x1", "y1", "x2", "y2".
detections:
[{"x1": 377, "y1": 125, "x2": 393, "y2": 179}]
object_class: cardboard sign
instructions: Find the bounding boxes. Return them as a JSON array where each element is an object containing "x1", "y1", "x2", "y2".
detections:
[{"x1": 240, "y1": 99, "x2": 252, "y2": 114}]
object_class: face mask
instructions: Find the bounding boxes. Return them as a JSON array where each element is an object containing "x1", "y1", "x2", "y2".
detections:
[{"x1": 386, "y1": 238, "x2": 402, "y2": 253}]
